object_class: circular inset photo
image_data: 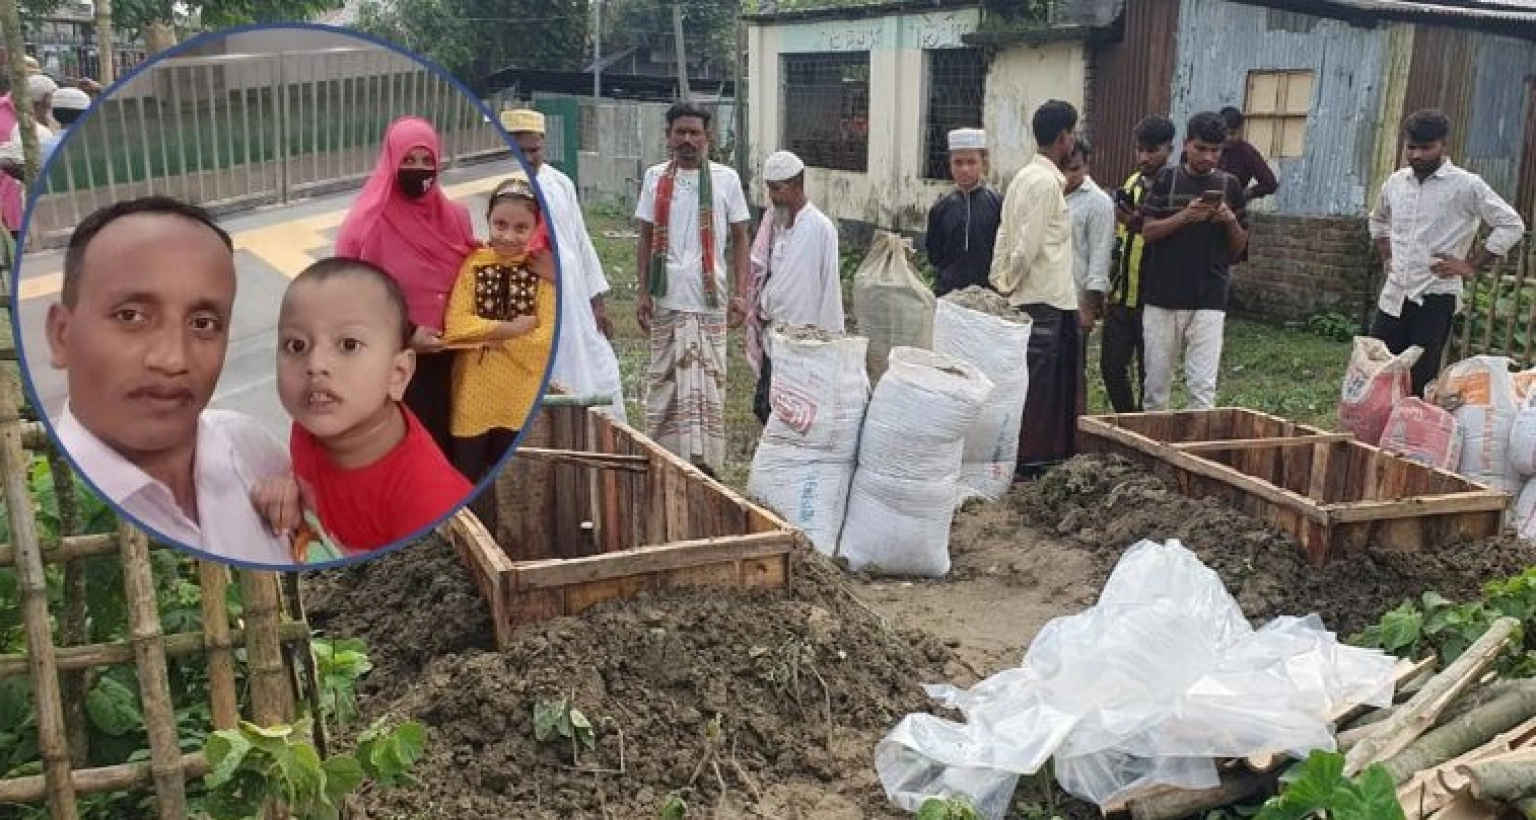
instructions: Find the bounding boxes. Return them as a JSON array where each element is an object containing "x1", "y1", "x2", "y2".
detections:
[{"x1": 10, "y1": 23, "x2": 559, "y2": 571}]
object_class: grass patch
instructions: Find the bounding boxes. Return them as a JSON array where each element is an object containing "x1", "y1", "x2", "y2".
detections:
[{"x1": 584, "y1": 207, "x2": 1351, "y2": 491}]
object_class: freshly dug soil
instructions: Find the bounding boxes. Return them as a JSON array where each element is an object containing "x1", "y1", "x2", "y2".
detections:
[
  {"x1": 776, "y1": 323, "x2": 840, "y2": 342},
  {"x1": 303, "y1": 537, "x2": 974, "y2": 819},
  {"x1": 942, "y1": 286, "x2": 1022, "y2": 321},
  {"x1": 1016, "y1": 454, "x2": 1536, "y2": 636}
]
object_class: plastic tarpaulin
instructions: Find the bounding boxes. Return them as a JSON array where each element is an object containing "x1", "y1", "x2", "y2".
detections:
[{"x1": 875, "y1": 540, "x2": 1399, "y2": 817}]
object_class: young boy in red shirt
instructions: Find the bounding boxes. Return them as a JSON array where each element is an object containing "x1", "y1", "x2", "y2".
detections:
[{"x1": 253, "y1": 257, "x2": 473, "y2": 562}]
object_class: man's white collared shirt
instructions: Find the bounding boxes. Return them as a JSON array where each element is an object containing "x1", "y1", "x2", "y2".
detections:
[{"x1": 55, "y1": 403, "x2": 293, "y2": 566}]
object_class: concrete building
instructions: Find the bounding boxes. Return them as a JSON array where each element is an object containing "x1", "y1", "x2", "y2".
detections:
[{"x1": 744, "y1": 0, "x2": 1091, "y2": 238}]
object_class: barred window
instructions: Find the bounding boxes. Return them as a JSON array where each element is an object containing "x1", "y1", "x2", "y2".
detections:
[
  {"x1": 924, "y1": 47, "x2": 987, "y2": 180},
  {"x1": 781, "y1": 52, "x2": 869, "y2": 172}
]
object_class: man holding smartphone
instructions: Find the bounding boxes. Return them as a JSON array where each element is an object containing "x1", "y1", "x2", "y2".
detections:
[{"x1": 1138, "y1": 111, "x2": 1249, "y2": 411}]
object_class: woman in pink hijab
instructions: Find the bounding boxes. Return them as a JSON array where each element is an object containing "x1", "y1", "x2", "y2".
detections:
[{"x1": 336, "y1": 116, "x2": 478, "y2": 457}]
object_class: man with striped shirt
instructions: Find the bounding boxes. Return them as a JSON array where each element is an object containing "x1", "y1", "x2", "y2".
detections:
[{"x1": 1102, "y1": 115, "x2": 1174, "y2": 413}]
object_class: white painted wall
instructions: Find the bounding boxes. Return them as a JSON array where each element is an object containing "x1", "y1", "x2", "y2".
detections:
[{"x1": 748, "y1": 10, "x2": 1088, "y2": 233}]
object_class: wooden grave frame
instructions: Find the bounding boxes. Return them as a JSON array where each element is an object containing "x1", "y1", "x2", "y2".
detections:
[
  {"x1": 1077, "y1": 408, "x2": 1509, "y2": 566},
  {"x1": 445, "y1": 400, "x2": 798, "y2": 650}
]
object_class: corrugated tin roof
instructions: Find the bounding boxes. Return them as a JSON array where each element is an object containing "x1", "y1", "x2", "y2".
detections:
[
  {"x1": 1227, "y1": 0, "x2": 1536, "y2": 35},
  {"x1": 742, "y1": 0, "x2": 984, "y2": 24}
]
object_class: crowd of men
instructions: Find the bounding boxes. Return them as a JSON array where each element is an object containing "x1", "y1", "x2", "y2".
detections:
[{"x1": 619, "y1": 98, "x2": 1527, "y2": 484}]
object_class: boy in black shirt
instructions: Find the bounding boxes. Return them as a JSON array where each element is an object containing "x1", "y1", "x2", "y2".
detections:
[
  {"x1": 926, "y1": 128, "x2": 1003, "y2": 296},
  {"x1": 1138, "y1": 111, "x2": 1249, "y2": 411}
]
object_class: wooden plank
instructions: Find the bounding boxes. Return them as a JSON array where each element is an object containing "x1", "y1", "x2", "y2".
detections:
[
  {"x1": 551, "y1": 406, "x2": 584, "y2": 558},
  {"x1": 646, "y1": 451, "x2": 668, "y2": 546},
  {"x1": 1169, "y1": 433, "x2": 1352, "y2": 454},
  {"x1": 515, "y1": 447, "x2": 649, "y2": 472},
  {"x1": 444, "y1": 510, "x2": 515, "y2": 650},
  {"x1": 597, "y1": 414, "x2": 625, "y2": 553},
  {"x1": 662, "y1": 561, "x2": 740, "y2": 589},
  {"x1": 741, "y1": 555, "x2": 790, "y2": 589},
  {"x1": 499, "y1": 407, "x2": 556, "y2": 561},
  {"x1": 510, "y1": 532, "x2": 796, "y2": 590},
  {"x1": 1159, "y1": 449, "x2": 1331, "y2": 524},
  {"x1": 506, "y1": 588, "x2": 564, "y2": 628},
  {"x1": 574, "y1": 410, "x2": 597, "y2": 556},
  {"x1": 562, "y1": 574, "x2": 655, "y2": 616},
  {"x1": 1326, "y1": 493, "x2": 1512, "y2": 524}
]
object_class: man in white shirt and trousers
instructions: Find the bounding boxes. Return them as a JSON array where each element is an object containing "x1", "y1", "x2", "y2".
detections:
[
  {"x1": 1063, "y1": 136, "x2": 1115, "y2": 417},
  {"x1": 44, "y1": 197, "x2": 292, "y2": 566},
  {"x1": 1369, "y1": 108, "x2": 1526, "y2": 397},
  {"x1": 500, "y1": 108, "x2": 628, "y2": 421},
  {"x1": 746, "y1": 150, "x2": 845, "y2": 426}
]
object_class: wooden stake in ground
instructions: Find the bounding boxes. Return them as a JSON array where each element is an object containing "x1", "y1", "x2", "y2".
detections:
[
  {"x1": 118, "y1": 524, "x2": 189, "y2": 819},
  {"x1": 1344, "y1": 617, "x2": 1519, "y2": 777},
  {"x1": 0, "y1": 368, "x2": 78, "y2": 820},
  {"x1": 48, "y1": 447, "x2": 92, "y2": 768}
]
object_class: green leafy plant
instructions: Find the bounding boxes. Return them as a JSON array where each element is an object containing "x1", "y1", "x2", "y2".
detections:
[
  {"x1": 533, "y1": 695, "x2": 595, "y2": 759},
  {"x1": 1305, "y1": 311, "x2": 1357, "y2": 342},
  {"x1": 657, "y1": 791, "x2": 688, "y2": 820},
  {"x1": 202, "y1": 717, "x2": 424, "y2": 820},
  {"x1": 311, "y1": 638, "x2": 372, "y2": 730},
  {"x1": 1353, "y1": 569, "x2": 1536, "y2": 676},
  {"x1": 917, "y1": 796, "x2": 984, "y2": 820},
  {"x1": 1251, "y1": 750, "x2": 1404, "y2": 820}
]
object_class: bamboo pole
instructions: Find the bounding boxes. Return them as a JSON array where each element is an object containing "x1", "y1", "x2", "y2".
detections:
[
  {"x1": 279, "y1": 571, "x2": 325, "y2": 756},
  {"x1": 0, "y1": 752, "x2": 208, "y2": 803},
  {"x1": 0, "y1": 533, "x2": 126, "y2": 566},
  {"x1": 239, "y1": 570, "x2": 294, "y2": 725},
  {"x1": 196, "y1": 561, "x2": 239, "y2": 730},
  {"x1": 0, "y1": 369, "x2": 78, "y2": 820},
  {"x1": 118, "y1": 523, "x2": 188, "y2": 820},
  {"x1": 0, "y1": 620, "x2": 312, "y2": 679},
  {"x1": 48, "y1": 449, "x2": 92, "y2": 767},
  {"x1": 1346, "y1": 617, "x2": 1520, "y2": 777}
]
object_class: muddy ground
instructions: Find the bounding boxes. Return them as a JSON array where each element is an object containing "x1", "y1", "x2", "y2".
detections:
[{"x1": 303, "y1": 454, "x2": 1536, "y2": 819}]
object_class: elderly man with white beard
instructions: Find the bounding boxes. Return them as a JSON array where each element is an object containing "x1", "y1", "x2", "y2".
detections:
[{"x1": 745, "y1": 150, "x2": 845, "y2": 426}]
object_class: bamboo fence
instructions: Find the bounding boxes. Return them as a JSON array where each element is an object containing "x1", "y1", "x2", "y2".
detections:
[{"x1": 0, "y1": 275, "x2": 315, "y2": 817}]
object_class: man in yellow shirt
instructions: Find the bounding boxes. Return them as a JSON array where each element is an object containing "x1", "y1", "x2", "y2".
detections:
[{"x1": 990, "y1": 99, "x2": 1080, "y2": 478}]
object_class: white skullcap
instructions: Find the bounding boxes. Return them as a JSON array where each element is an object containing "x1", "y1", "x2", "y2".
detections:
[
  {"x1": 25, "y1": 74, "x2": 57, "y2": 101},
  {"x1": 948, "y1": 128, "x2": 986, "y2": 152},
  {"x1": 500, "y1": 108, "x2": 545, "y2": 135},
  {"x1": 52, "y1": 87, "x2": 90, "y2": 111},
  {"x1": 762, "y1": 150, "x2": 805, "y2": 182}
]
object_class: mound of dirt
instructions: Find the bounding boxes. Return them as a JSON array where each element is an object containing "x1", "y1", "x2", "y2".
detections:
[
  {"x1": 303, "y1": 534, "x2": 494, "y2": 700},
  {"x1": 1017, "y1": 454, "x2": 1536, "y2": 636},
  {"x1": 306, "y1": 536, "x2": 967, "y2": 820}
]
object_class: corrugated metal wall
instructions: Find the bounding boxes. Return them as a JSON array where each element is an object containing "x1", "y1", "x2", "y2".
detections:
[
  {"x1": 1167, "y1": 0, "x2": 1387, "y2": 215},
  {"x1": 1089, "y1": 0, "x2": 1181, "y2": 188},
  {"x1": 1397, "y1": 30, "x2": 1536, "y2": 211}
]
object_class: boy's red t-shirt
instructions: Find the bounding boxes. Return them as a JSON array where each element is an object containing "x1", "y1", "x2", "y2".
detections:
[{"x1": 289, "y1": 404, "x2": 474, "y2": 554}]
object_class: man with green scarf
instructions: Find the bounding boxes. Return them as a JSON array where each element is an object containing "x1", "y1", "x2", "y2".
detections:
[{"x1": 635, "y1": 102, "x2": 751, "y2": 476}]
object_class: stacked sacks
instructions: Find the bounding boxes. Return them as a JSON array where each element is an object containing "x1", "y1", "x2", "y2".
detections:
[
  {"x1": 1339, "y1": 337, "x2": 1422, "y2": 444},
  {"x1": 838, "y1": 347, "x2": 994, "y2": 577},
  {"x1": 1505, "y1": 367, "x2": 1536, "y2": 540},
  {"x1": 746, "y1": 326, "x2": 871, "y2": 557},
  {"x1": 931, "y1": 288, "x2": 1033, "y2": 503},
  {"x1": 852, "y1": 231, "x2": 936, "y2": 385},
  {"x1": 1377, "y1": 398, "x2": 1462, "y2": 470},
  {"x1": 1432, "y1": 356, "x2": 1522, "y2": 494}
]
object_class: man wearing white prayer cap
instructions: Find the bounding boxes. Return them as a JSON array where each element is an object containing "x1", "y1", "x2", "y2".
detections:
[
  {"x1": 51, "y1": 86, "x2": 91, "y2": 127},
  {"x1": 744, "y1": 149, "x2": 844, "y2": 426},
  {"x1": 497, "y1": 107, "x2": 627, "y2": 422},
  {"x1": 925, "y1": 127, "x2": 1002, "y2": 297}
]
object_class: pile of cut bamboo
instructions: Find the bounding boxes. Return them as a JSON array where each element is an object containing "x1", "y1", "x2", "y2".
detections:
[{"x1": 1108, "y1": 617, "x2": 1536, "y2": 820}]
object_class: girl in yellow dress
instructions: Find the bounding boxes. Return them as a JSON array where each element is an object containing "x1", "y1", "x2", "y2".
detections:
[{"x1": 442, "y1": 174, "x2": 557, "y2": 484}]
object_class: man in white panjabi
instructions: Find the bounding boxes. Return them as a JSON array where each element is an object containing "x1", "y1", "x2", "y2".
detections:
[
  {"x1": 745, "y1": 150, "x2": 845, "y2": 426},
  {"x1": 500, "y1": 108, "x2": 628, "y2": 421}
]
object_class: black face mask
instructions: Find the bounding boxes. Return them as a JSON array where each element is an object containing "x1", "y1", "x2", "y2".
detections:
[{"x1": 397, "y1": 168, "x2": 436, "y2": 199}]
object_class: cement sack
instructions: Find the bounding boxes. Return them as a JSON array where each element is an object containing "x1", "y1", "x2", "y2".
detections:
[
  {"x1": 1514, "y1": 479, "x2": 1536, "y2": 541},
  {"x1": 1378, "y1": 398, "x2": 1463, "y2": 471},
  {"x1": 839, "y1": 347, "x2": 994, "y2": 577},
  {"x1": 1338, "y1": 337, "x2": 1421, "y2": 444},
  {"x1": 747, "y1": 329, "x2": 871, "y2": 556},
  {"x1": 1436, "y1": 356, "x2": 1520, "y2": 492},
  {"x1": 932, "y1": 297, "x2": 1034, "y2": 504},
  {"x1": 852, "y1": 231, "x2": 936, "y2": 385},
  {"x1": 1510, "y1": 392, "x2": 1536, "y2": 477},
  {"x1": 1515, "y1": 367, "x2": 1536, "y2": 404}
]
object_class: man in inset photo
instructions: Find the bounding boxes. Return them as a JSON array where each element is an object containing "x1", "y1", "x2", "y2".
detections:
[{"x1": 43, "y1": 196, "x2": 293, "y2": 566}]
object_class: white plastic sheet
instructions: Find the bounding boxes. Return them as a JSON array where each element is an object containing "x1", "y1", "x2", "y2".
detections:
[{"x1": 875, "y1": 540, "x2": 1400, "y2": 817}]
